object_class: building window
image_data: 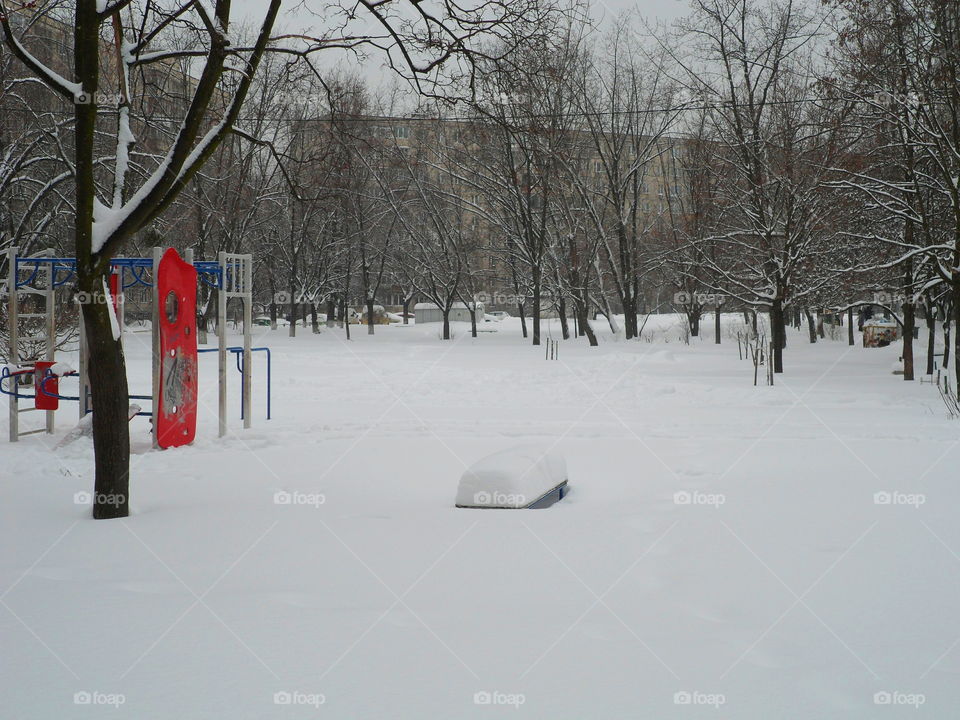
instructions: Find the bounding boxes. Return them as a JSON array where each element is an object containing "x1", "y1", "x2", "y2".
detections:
[{"x1": 395, "y1": 126, "x2": 410, "y2": 139}]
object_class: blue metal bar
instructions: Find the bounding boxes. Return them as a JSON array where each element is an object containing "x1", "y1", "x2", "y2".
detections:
[
  {"x1": 198, "y1": 346, "x2": 271, "y2": 421},
  {"x1": 124, "y1": 265, "x2": 153, "y2": 289},
  {"x1": 16, "y1": 260, "x2": 41, "y2": 288},
  {"x1": 34, "y1": 371, "x2": 151, "y2": 414},
  {"x1": 52, "y1": 264, "x2": 75, "y2": 287},
  {"x1": 0, "y1": 367, "x2": 36, "y2": 400}
]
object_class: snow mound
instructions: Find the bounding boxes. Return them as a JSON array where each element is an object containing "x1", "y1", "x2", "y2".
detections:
[
  {"x1": 455, "y1": 444, "x2": 568, "y2": 509},
  {"x1": 48, "y1": 362, "x2": 75, "y2": 377}
]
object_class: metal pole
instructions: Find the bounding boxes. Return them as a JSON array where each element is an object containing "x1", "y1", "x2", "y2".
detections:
[
  {"x1": 44, "y1": 257, "x2": 55, "y2": 434},
  {"x1": 7, "y1": 247, "x2": 18, "y2": 442},
  {"x1": 78, "y1": 301, "x2": 89, "y2": 419},
  {"x1": 242, "y1": 255, "x2": 252, "y2": 430},
  {"x1": 117, "y1": 265, "x2": 125, "y2": 347},
  {"x1": 151, "y1": 247, "x2": 162, "y2": 448},
  {"x1": 218, "y1": 251, "x2": 227, "y2": 437}
]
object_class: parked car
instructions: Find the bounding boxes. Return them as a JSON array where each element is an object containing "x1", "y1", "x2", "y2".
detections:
[{"x1": 486, "y1": 311, "x2": 511, "y2": 322}]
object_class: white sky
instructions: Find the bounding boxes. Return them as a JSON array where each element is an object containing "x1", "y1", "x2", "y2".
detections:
[
  {"x1": 232, "y1": 0, "x2": 692, "y2": 74},
  {"x1": 228, "y1": 0, "x2": 692, "y2": 106},
  {"x1": 234, "y1": 0, "x2": 690, "y2": 27}
]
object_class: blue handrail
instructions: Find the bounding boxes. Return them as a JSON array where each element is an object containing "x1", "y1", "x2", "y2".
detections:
[
  {"x1": 34, "y1": 370, "x2": 153, "y2": 417},
  {"x1": 0, "y1": 366, "x2": 37, "y2": 400},
  {"x1": 14, "y1": 256, "x2": 225, "y2": 289},
  {"x1": 197, "y1": 346, "x2": 271, "y2": 421}
]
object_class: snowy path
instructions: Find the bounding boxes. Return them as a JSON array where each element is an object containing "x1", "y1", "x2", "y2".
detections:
[{"x1": 2, "y1": 316, "x2": 958, "y2": 718}]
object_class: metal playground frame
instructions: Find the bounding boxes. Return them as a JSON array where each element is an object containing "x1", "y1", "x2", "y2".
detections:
[{"x1": 3, "y1": 246, "x2": 271, "y2": 446}]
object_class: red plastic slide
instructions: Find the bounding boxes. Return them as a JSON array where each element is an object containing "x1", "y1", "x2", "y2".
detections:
[{"x1": 155, "y1": 248, "x2": 198, "y2": 448}]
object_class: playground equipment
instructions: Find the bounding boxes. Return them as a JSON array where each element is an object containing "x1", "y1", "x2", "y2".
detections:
[
  {"x1": 3, "y1": 246, "x2": 270, "y2": 447},
  {"x1": 455, "y1": 445, "x2": 569, "y2": 509}
]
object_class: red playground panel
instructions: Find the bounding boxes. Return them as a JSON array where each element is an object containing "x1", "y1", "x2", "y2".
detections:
[
  {"x1": 108, "y1": 271, "x2": 120, "y2": 315},
  {"x1": 33, "y1": 361, "x2": 58, "y2": 410},
  {"x1": 156, "y1": 248, "x2": 198, "y2": 448}
]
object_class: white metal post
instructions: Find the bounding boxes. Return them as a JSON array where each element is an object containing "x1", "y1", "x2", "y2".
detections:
[
  {"x1": 117, "y1": 265, "x2": 125, "y2": 347},
  {"x1": 151, "y1": 247, "x2": 162, "y2": 449},
  {"x1": 78, "y1": 305, "x2": 89, "y2": 420},
  {"x1": 242, "y1": 256, "x2": 252, "y2": 429},
  {"x1": 218, "y1": 251, "x2": 227, "y2": 437},
  {"x1": 7, "y1": 247, "x2": 18, "y2": 442},
  {"x1": 44, "y1": 258, "x2": 55, "y2": 434}
]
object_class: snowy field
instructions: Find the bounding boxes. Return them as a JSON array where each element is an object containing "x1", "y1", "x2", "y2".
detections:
[{"x1": 3, "y1": 314, "x2": 959, "y2": 718}]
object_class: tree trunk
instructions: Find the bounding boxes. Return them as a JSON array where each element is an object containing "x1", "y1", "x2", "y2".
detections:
[
  {"x1": 771, "y1": 300, "x2": 785, "y2": 373},
  {"x1": 943, "y1": 318, "x2": 951, "y2": 371},
  {"x1": 518, "y1": 301, "x2": 528, "y2": 339},
  {"x1": 366, "y1": 298, "x2": 375, "y2": 335},
  {"x1": 902, "y1": 298, "x2": 915, "y2": 381},
  {"x1": 622, "y1": 294, "x2": 638, "y2": 340},
  {"x1": 926, "y1": 305, "x2": 936, "y2": 375},
  {"x1": 689, "y1": 310, "x2": 700, "y2": 337},
  {"x1": 805, "y1": 308, "x2": 817, "y2": 343},
  {"x1": 80, "y1": 278, "x2": 131, "y2": 519},
  {"x1": 714, "y1": 305, "x2": 721, "y2": 344},
  {"x1": 532, "y1": 274, "x2": 541, "y2": 346},
  {"x1": 442, "y1": 310, "x2": 451, "y2": 340},
  {"x1": 469, "y1": 307, "x2": 477, "y2": 338},
  {"x1": 326, "y1": 298, "x2": 335, "y2": 328},
  {"x1": 402, "y1": 297, "x2": 410, "y2": 325},
  {"x1": 269, "y1": 300, "x2": 277, "y2": 330},
  {"x1": 848, "y1": 307, "x2": 854, "y2": 346},
  {"x1": 953, "y1": 284, "x2": 960, "y2": 396},
  {"x1": 311, "y1": 302, "x2": 319, "y2": 334},
  {"x1": 816, "y1": 309, "x2": 825, "y2": 339},
  {"x1": 576, "y1": 297, "x2": 597, "y2": 346},
  {"x1": 558, "y1": 295, "x2": 570, "y2": 340}
]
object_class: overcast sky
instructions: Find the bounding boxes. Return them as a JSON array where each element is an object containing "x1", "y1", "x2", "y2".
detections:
[
  {"x1": 225, "y1": 0, "x2": 695, "y2": 107},
  {"x1": 234, "y1": 0, "x2": 691, "y2": 27},
  {"x1": 232, "y1": 0, "x2": 693, "y2": 69}
]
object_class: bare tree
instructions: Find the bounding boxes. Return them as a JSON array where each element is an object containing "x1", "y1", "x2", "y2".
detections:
[{"x1": 1, "y1": 0, "x2": 559, "y2": 518}]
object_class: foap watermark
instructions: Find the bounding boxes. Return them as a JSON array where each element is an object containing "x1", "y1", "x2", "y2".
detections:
[
  {"x1": 674, "y1": 690, "x2": 726, "y2": 707},
  {"x1": 273, "y1": 291, "x2": 319, "y2": 306},
  {"x1": 74, "y1": 690, "x2": 125, "y2": 707},
  {"x1": 674, "y1": 490, "x2": 725, "y2": 508},
  {"x1": 273, "y1": 690, "x2": 326, "y2": 708},
  {"x1": 75, "y1": 290, "x2": 116, "y2": 305},
  {"x1": 73, "y1": 91, "x2": 124, "y2": 106},
  {"x1": 474, "y1": 290, "x2": 534, "y2": 306},
  {"x1": 274, "y1": 490, "x2": 326, "y2": 508},
  {"x1": 74, "y1": 490, "x2": 125, "y2": 508},
  {"x1": 874, "y1": 690, "x2": 925, "y2": 707},
  {"x1": 674, "y1": 291, "x2": 726, "y2": 306},
  {"x1": 873, "y1": 291, "x2": 924, "y2": 307},
  {"x1": 871, "y1": 90, "x2": 932, "y2": 109},
  {"x1": 874, "y1": 491, "x2": 926, "y2": 508},
  {"x1": 473, "y1": 490, "x2": 526, "y2": 507},
  {"x1": 473, "y1": 690, "x2": 525, "y2": 707}
]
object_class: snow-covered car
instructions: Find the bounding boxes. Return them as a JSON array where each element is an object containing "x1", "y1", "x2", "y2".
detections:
[{"x1": 486, "y1": 311, "x2": 511, "y2": 321}]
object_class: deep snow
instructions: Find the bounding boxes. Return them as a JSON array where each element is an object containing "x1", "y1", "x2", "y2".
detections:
[{"x1": 2, "y1": 314, "x2": 959, "y2": 718}]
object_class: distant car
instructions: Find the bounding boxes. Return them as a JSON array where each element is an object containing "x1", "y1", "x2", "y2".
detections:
[
  {"x1": 487, "y1": 311, "x2": 511, "y2": 321},
  {"x1": 254, "y1": 316, "x2": 289, "y2": 327}
]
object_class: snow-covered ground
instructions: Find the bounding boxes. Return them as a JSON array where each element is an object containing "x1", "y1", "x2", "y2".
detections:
[{"x1": 3, "y1": 314, "x2": 959, "y2": 718}]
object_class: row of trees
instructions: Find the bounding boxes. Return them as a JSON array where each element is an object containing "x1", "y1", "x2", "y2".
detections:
[
  {"x1": 3, "y1": 0, "x2": 959, "y2": 517},
  {"x1": 234, "y1": 0, "x2": 959, "y2": 391}
]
